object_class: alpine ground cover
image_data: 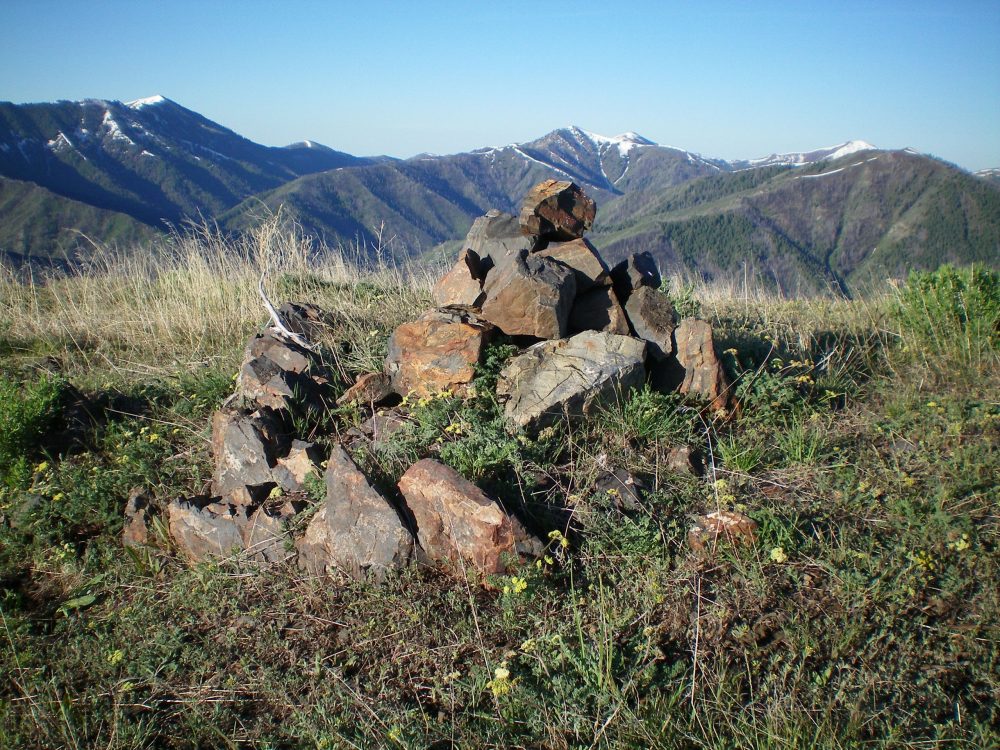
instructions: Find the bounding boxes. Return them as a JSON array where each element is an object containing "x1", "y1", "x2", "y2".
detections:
[{"x1": 1, "y1": 221, "x2": 996, "y2": 749}]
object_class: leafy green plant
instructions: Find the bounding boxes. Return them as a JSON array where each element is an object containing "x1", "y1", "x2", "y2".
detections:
[
  {"x1": 0, "y1": 373, "x2": 66, "y2": 491},
  {"x1": 892, "y1": 264, "x2": 1000, "y2": 375}
]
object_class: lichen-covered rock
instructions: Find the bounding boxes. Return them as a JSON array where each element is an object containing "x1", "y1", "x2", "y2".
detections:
[
  {"x1": 519, "y1": 180, "x2": 596, "y2": 241},
  {"x1": 296, "y1": 446, "x2": 415, "y2": 580},
  {"x1": 624, "y1": 286, "x2": 677, "y2": 360},
  {"x1": 688, "y1": 510, "x2": 758, "y2": 553},
  {"x1": 480, "y1": 250, "x2": 576, "y2": 339},
  {"x1": 497, "y1": 331, "x2": 646, "y2": 434},
  {"x1": 398, "y1": 459, "x2": 541, "y2": 574},
  {"x1": 385, "y1": 315, "x2": 491, "y2": 397}
]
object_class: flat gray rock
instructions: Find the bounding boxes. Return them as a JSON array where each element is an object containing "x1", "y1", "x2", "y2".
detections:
[{"x1": 497, "y1": 331, "x2": 646, "y2": 433}]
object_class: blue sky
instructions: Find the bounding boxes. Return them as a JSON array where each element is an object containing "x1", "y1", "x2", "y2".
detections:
[{"x1": 2, "y1": 0, "x2": 998, "y2": 170}]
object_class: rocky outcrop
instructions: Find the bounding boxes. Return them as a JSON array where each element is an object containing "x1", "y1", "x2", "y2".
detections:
[
  {"x1": 569, "y1": 285, "x2": 631, "y2": 335},
  {"x1": 496, "y1": 331, "x2": 646, "y2": 433},
  {"x1": 465, "y1": 210, "x2": 534, "y2": 276},
  {"x1": 398, "y1": 459, "x2": 541, "y2": 574},
  {"x1": 480, "y1": 250, "x2": 576, "y2": 339},
  {"x1": 210, "y1": 408, "x2": 285, "y2": 505},
  {"x1": 238, "y1": 329, "x2": 331, "y2": 413},
  {"x1": 535, "y1": 237, "x2": 610, "y2": 292},
  {"x1": 167, "y1": 496, "x2": 249, "y2": 562},
  {"x1": 519, "y1": 179, "x2": 596, "y2": 241},
  {"x1": 296, "y1": 446, "x2": 415, "y2": 580}
]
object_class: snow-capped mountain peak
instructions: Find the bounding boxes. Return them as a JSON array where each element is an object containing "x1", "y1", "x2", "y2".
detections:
[
  {"x1": 126, "y1": 94, "x2": 169, "y2": 110},
  {"x1": 572, "y1": 126, "x2": 657, "y2": 157},
  {"x1": 743, "y1": 140, "x2": 878, "y2": 169}
]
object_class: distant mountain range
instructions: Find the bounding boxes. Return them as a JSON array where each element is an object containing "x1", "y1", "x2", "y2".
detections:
[{"x1": 1, "y1": 95, "x2": 997, "y2": 292}]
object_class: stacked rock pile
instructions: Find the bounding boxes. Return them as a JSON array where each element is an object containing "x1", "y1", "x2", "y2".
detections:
[{"x1": 126, "y1": 180, "x2": 746, "y2": 580}]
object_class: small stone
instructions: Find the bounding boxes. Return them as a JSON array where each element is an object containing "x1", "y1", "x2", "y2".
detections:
[
  {"x1": 273, "y1": 440, "x2": 322, "y2": 492},
  {"x1": 398, "y1": 459, "x2": 540, "y2": 574},
  {"x1": 593, "y1": 469, "x2": 645, "y2": 511},
  {"x1": 497, "y1": 331, "x2": 646, "y2": 434},
  {"x1": 385, "y1": 316, "x2": 491, "y2": 397},
  {"x1": 519, "y1": 180, "x2": 597, "y2": 241},
  {"x1": 296, "y1": 446, "x2": 415, "y2": 580},
  {"x1": 336, "y1": 371, "x2": 394, "y2": 407},
  {"x1": 688, "y1": 510, "x2": 758, "y2": 553},
  {"x1": 277, "y1": 301, "x2": 335, "y2": 340},
  {"x1": 123, "y1": 487, "x2": 155, "y2": 547},
  {"x1": 243, "y1": 500, "x2": 303, "y2": 564},
  {"x1": 433, "y1": 248, "x2": 485, "y2": 308},
  {"x1": 664, "y1": 445, "x2": 703, "y2": 476},
  {"x1": 624, "y1": 286, "x2": 677, "y2": 360},
  {"x1": 480, "y1": 250, "x2": 576, "y2": 339},
  {"x1": 569, "y1": 286, "x2": 631, "y2": 335}
]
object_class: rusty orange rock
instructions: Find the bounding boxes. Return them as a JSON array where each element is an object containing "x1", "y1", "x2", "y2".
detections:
[{"x1": 385, "y1": 317, "x2": 491, "y2": 397}]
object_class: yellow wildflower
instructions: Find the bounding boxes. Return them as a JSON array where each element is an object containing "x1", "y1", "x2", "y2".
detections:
[{"x1": 770, "y1": 547, "x2": 788, "y2": 563}]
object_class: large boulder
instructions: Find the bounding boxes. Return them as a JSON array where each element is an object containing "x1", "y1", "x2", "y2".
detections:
[
  {"x1": 519, "y1": 180, "x2": 596, "y2": 241},
  {"x1": 624, "y1": 286, "x2": 677, "y2": 360},
  {"x1": 480, "y1": 250, "x2": 576, "y2": 339},
  {"x1": 569, "y1": 285, "x2": 631, "y2": 335},
  {"x1": 496, "y1": 331, "x2": 647, "y2": 434},
  {"x1": 432, "y1": 248, "x2": 485, "y2": 308},
  {"x1": 296, "y1": 446, "x2": 415, "y2": 580},
  {"x1": 535, "y1": 237, "x2": 610, "y2": 292},
  {"x1": 398, "y1": 459, "x2": 542, "y2": 574},
  {"x1": 652, "y1": 318, "x2": 729, "y2": 411},
  {"x1": 385, "y1": 313, "x2": 492, "y2": 397}
]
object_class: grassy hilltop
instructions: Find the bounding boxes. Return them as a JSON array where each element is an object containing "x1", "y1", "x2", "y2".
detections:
[{"x1": 0, "y1": 219, "x2": 997, "y2": 749}]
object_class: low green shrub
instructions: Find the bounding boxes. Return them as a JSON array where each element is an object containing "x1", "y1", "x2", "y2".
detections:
[
  {"x1": 892, "y1": 264, "x2": 1000, "y2": 376},
  {"x1": 0, "y1": 373, "x2": 66, "y2": 490}
]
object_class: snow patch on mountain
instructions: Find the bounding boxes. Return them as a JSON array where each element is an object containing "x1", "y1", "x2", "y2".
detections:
[
  {"x1": 746, "y1": 140, "x2": 877, "y2": 168},
  {"x1": 574, "y1": 126, "x2": 656, "y2": 157},
  {"x1": 127, "y1": 95, "x2": 168, "y2": 109}
]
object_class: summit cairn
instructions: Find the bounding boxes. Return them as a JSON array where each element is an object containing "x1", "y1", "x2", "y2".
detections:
[{"x1": 139, "y1": 178, "x2": 732, "y2": 582}]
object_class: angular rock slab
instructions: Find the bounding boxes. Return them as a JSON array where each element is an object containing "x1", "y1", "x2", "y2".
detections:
[
  {"x1": 398, "y1": 459, "x2": 541, "y2": 574},
  {"x1": 238, "y1": 329, "x2": 331, "y2": 413},
  {"x1": 244, "y1": 500, "x2": 303, "y2": 563},
  {"x1": 497, "y1": 331, "x2": 647, "y2": 434},
  {"x1": 481, "y1": 250, "x2": 576, "y2": 339},
  {"x1": 569, "y1": 285, "x2": 631, "y2": 335},
  {"x1": 519, "y1": 180, "x2": 596, "y2": 241},
  {"x1": 624, "y1": 286, "x2": 677, "y2": 360},
  {"x1": 385, "y1": 315, "x2": 491, "y2": 397},
  {"x1": 168, "y1": 496, "x2": 248, "y2": 562},
  {"x1": 610, "y1": 251, "x2": 662, "y2": 305},
  {"x1": 535, "y1": 237, "x2": 610, "y2": 293},
  {"x1": 433, "y1": 248, "x2": 485, "y2": 308},
  {"x1": 464, "y1": 210, "x2": 533, "y2": 278},
  {"x1": 210, "y1": 408, "x2": 284, "y2": 503},
  {"x1": 654, "y1": 318, "x2": 729, "y2": 411},
  {"x1": 336, "y1": 371, "x2": 394, "y2": 407},
  {"x1": 296, "y1": 446, "x2": 415, "y2": 580}
]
